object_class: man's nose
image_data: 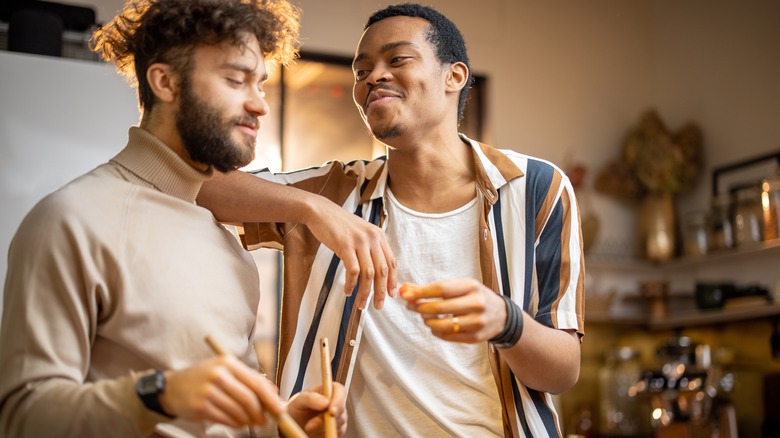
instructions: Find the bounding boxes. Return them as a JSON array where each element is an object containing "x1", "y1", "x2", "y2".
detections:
[{"x1": 246, "y1": 89, "x2": 270, "y2": 117}]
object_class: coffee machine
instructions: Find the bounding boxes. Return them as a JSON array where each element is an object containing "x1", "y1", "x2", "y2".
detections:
[{"x1": 633, "y1": 336, "x2": 738, "y2": 438}]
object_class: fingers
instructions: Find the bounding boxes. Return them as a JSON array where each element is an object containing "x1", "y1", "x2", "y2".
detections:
[
  {"x1": 342, "y1": 252, "x2": 360, "y2": 297},
  {"x1": 330, "y1": 382, "x2": 348, "y2": 430},
  {"x1": 205, "y1": 377, "x2": 263, "y2": 427},
  {"x1": 287, "y1": 387, "x2": 330, "y2": 437},
  {"x1": 305, "y1": 194, "x2": 397, "y2": 308},
  {"x1": 378, "y1": 235, "x2": 398, "y2": 298},
  {"x1": 228, "y1": 359, "x2": 284, "y2": 419},
  {"x1": 370, "y1": 243, "x2": 389, "y2": 311},
  {"x1": 216, "y1": 364, "x2": 270, "y2": 426},
  {"x1": 354, "y1": 243, "x2": 376, "y2": 310},
  {"x1": 399, "y1": 278, "x2": 481, "y2": 303},
  {"x1": 342, "y1": 221, "x2": 396, "y2": 311},
  {"x1": 400, "y1": 280, "x2": 485, "y2": 316},
  {"x1": 286, "y1": 382, "x2": 348, "y2": 437},
  {"x1": 399, "y1": 279, "x2": 509, "y2": 343},
  {"x1": 163, "y1": 356, "x2": 281, "y2": 428},
  {"x1": 424, "y1": 315, "x2": 468, "y2": 335}
]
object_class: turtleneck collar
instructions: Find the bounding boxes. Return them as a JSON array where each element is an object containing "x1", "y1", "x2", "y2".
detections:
[{"x1": 111, "y1": 127, "x2": 214, "y2": 203}]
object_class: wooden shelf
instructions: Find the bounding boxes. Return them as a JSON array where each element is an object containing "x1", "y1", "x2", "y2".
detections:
[
  {"x1": 585, "y1": 238, "x2": 780, "y2": 330},
  {"x1": 648, "y1": 301, "x2": 780, "y2": 330},
  {"x1": 586, "y1": 237, "x2": 780, "y2": 272},
  {"x1": 587, "y1": 301, "x2": 780, "y2": 331}
]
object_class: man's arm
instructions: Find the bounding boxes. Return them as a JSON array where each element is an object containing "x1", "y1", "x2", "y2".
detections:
[{"x1": 198, "y1": 170, "x2": 397, "y2": 309}]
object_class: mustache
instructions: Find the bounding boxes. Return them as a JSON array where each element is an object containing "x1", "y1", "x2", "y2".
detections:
[
  {"x1": 232, "y1": 115, "x2": 259, "y2": 130},
  {"x1": 368, "y1": 83, "x2": 403, "y2": 95},
  {"x1": 365, "y1": 83, "x2": 403, "y2": 107}
]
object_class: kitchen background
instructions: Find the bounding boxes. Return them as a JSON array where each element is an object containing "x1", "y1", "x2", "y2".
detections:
[{"x1": 1, "y1": 0, "x2": 779, "y2": 436}]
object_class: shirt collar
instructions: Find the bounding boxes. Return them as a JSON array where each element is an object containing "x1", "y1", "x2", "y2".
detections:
[
  {"x1": 359, "y1": 133, "x2": 524, "y2": 205},
  {"x1": 111, "y1": 126, "x2": 213, "y2": 203}
]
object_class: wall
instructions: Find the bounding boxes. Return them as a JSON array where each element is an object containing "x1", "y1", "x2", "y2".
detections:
[{"x1": 0, "y1": 52, "x2": 140, "y2": 314}]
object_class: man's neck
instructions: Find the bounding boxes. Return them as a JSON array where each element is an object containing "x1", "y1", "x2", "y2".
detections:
[{"x1": 386, "y1": 131, "x2": 476, "y2": 214}]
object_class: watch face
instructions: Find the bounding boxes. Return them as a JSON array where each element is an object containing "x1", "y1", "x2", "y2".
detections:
[{"x1": 139, "y1": 371, "x2": 164, "y2": 395}]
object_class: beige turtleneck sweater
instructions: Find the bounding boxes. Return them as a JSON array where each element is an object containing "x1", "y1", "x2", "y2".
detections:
[{"x1": 0, "y1": 127, "x2": 265, "y2": 437}]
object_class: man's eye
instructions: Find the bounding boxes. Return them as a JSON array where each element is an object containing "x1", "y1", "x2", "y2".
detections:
[
  {"x1": 227, "y1": 78, "x2": 244, "y2": 86},
  {"x1": 354, "y1": 70, "x2": 368, "y2": 80}
]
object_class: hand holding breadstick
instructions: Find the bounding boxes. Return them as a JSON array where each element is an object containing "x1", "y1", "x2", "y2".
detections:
[
  {"x1": 205, "y1": 336, "x2": 307, "y2": 438},
  {"x1": 400, "y1": 279, "x2": 509, "y2": 343}
]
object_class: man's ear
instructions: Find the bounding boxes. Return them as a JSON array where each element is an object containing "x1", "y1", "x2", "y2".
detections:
[
  {"x1": 146, "y1": 63, "x2": 179, "y2": 103},
  {"x1": 445, "y1": 62, "x2": 469, "y2": 93}
]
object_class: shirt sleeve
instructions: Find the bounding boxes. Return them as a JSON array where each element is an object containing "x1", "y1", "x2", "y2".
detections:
[
  {"x1": 240, "y1": 162, "x2": 358, "y2": 250},
  {"x1": 533, "y1": 170, "x2": 585, "y2": 335}
]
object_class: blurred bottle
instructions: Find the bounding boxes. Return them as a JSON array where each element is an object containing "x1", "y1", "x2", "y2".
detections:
[
  {"x1": 708, "y1": 193, "x2": 734, "y2": 251},
  {"x1": 599, "y1": 347, "x2": 643, "y2": 437},
  {"x1": 733, "y1": 186, "x2": 763, "y2": 246},
  {"x1": 683, "y1": 211, "x2": 709, "y2": 257}
]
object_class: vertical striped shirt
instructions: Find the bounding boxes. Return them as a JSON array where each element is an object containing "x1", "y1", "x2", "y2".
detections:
[{"x1": 242, "y1": 134, "x2": 586, "y2": 437}]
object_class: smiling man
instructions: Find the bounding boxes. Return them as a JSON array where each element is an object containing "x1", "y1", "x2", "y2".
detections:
[
  {"x1": 198, "y1": 3, "x2": 585, "y2": 437},
  {"x1": 0, "y1": 0, "x2": 366, "y2": 436}
]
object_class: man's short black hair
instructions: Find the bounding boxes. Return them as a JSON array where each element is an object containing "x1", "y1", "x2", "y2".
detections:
[{"x1": 366, "y1": 3, "x2": 473, "y2": 123}]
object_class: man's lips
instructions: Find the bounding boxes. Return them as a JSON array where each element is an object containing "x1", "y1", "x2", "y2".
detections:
[
  {"x1": 366, "y1": 88, "x2": 402, "y2": 109},
  {"x1": 236, "y1": 120, "x2": 259, "y2": 138}
]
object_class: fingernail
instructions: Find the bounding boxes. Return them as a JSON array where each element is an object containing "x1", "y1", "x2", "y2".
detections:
[{"x1": 376, "y1": 300, "x2": 384, "y2": 311}]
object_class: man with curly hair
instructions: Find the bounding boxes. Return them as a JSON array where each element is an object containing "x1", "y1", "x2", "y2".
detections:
[
  {"x1": 0, "y1": 0, "x2": 400, "y2": 436},
  {"x1": 199, "y1": 3, "x2": 584, "y2": 437}
]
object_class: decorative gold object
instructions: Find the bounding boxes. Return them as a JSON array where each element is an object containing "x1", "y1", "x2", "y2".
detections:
[{"x1": 596, "y1": 109, "x2": 704, "y2": 260}]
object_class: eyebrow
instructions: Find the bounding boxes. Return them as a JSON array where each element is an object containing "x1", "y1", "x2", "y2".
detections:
[
  {"x1": 219, "y1": 62, "x2": 268, "y2": 81},
  {"x1": 353, "y1": 41, "x2": 418, "y2": 65}
]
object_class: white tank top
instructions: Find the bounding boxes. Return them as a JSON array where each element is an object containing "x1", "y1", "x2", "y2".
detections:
[{"x1": 346, "y1": 188, "x2": 503, "y2": 437}]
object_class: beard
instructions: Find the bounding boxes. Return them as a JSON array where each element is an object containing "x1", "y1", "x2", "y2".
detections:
[
  {"x1": 365, "y1": 113, "x2": 402, "y2": 140},
  {"x1": 176, "y1": 81, "x2": 256, "y2": 173},
  {"x1": 371, "y1": 124, "x2": 401, "y2": 140}
]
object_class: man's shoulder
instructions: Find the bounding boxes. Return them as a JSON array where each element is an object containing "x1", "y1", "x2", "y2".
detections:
[
  {"x1": 486, "y1": 147, "x2": 564, "y2": 178},
  {"x1": 20, "y1": 165, "x2": 132, "y2": 230}
]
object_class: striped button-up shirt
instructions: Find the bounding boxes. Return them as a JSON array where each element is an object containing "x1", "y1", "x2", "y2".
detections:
[{"x1": 242, "y1": 135, "x2": 585, "y2": 437}]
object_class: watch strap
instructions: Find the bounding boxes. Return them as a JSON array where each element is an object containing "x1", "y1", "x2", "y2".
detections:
[{"x1": 136, "y1": 370, "x2": 174, "y2": 418}]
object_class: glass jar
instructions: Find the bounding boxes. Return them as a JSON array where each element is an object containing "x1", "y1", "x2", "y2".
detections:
[
  {"x1": 708, "y1": 193, "x2": 734, "y2": 251},
  {"x1": 733, "y1": 186, "x2": 763, "y2": 246},
  {"x1": 682, "y1": 211, "x2": 709, "y2": 257},
  {"x1": 599, "y1": 347, "x2": 643, "y2": 437},
  {"x1": 761, "y1": 179, "x2": 780, "y2": 241}
]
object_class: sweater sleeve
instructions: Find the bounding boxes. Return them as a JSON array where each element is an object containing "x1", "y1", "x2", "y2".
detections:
[{"x1": 0, "y1": 194, "x2": 164, "y2": 437}]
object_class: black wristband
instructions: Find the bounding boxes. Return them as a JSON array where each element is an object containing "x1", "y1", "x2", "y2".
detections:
[{"x1": 490, "y1": 294, "x2": 524, "y2": 349}]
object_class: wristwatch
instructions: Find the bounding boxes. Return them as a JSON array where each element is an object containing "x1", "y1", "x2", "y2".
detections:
[{"x1": 136, "y1": 370, "x2": 173, "y2": 417}]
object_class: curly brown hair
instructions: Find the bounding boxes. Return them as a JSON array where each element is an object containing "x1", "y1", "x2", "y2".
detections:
[{"x1": 91, "y1": 0, "x2": 300, "y2": 111}]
